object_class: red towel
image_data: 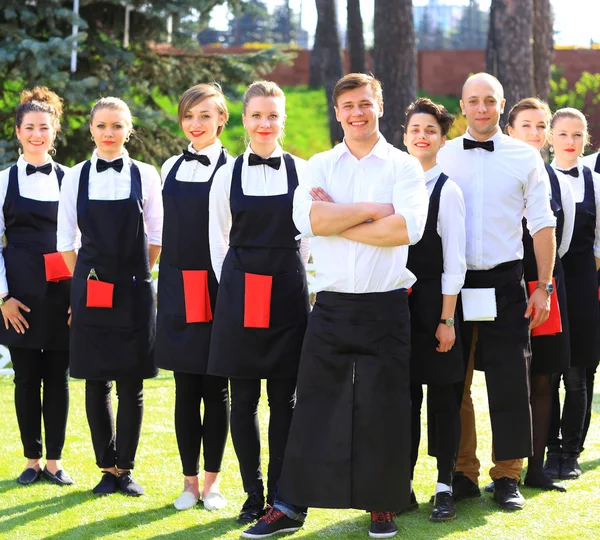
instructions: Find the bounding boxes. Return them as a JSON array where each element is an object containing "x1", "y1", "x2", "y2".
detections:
[
  {"x1": 182, "y1": 270, "x2": 212, "y2": 323},
  {"x1": 86, "y1": 279, "x2": 114, "y2": 308},
  {"x1": 527, "y1": 278, "x2": 562, "y2": 336},
  {"x1": 44, "y1": 252, "x2": 72, "y2": 282},
  {"x1": 244, "y1": 273, "x2": 272, "y2": 328}
]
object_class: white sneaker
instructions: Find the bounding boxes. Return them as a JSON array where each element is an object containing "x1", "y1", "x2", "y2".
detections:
[
  {"x1": 174, "y1": 490, "x2": 199, "y2": 510},
  {"x1": 203, "y1": 490, "x2": 227, "y2": 511}
]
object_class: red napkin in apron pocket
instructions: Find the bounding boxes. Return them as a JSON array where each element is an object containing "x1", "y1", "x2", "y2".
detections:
[
  {"x1": 44, "y1": 252, "x2": 72, "y2": 282},
  {"x1": 244, "y1": 273, "x2": 272, "y2": 328},
  {"x1": 526, "y1": 278, "x2": 561, "y2": 336},
  {"x1": 86, "y1": 269, "x2": 114, "y2": 308},
  {"x1": 182, "y1": 270, "x2": 212, "y2": 323}
]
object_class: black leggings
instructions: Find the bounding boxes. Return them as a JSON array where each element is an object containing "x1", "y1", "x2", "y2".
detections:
[
  {"x1": 173, "y1": 372, "x2": 229, "y2": 476},
  {"x1": 85, "y1": 379, "x2": 144, "y2": 470},
  {"x1": 230, "y1": 378, "x2": 296, "y2": 503},
  {"x1": 410, "y1": 382, "x2": 462, "y2": 486},
  {"x1": 11, "y1": 347, "x2": 69, "y2": 460}
]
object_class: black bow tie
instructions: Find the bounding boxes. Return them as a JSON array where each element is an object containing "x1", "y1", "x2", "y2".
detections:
[
  {"x1": 182, "y1": 149, "x2": 211, "y2": 166},
  {"x1": 248, "y1": 153, "x2": 282, "y2": 170},
  {"x1": 26, "y1": 163, "x2": 53, "y2": 176},
  {"x1": 463, "y1": 139, "x2": 495, "y2": 152},
  {"x1": 559, "y1": 167, "x2": 579, "y2": 178},
  {"x1": 96, "y1": 158, "x2": 124, "y2": 173}
]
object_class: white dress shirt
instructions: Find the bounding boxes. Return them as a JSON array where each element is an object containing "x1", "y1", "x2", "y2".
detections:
[
  {"x1": 424, "y1": 165, "x2": 467, "y2": 295},
  {"x1": 209, "y1": 144, "x2": 310, "y2": 280},
  {"x1": 437, "y1": 130, "x2": 556, "y2": 271},
  {"x1": 582, "y1": 152, "x2": 599, "y2": 173},
  {"x1": 551, "y1": 159, "x2": 600, "y2": 259},
  {"x1": 549, "y1": 168, "x2": 575, "y2": 259},
  {"x1": 161, "y1": 140, "x2": 232, "y2": 184},
  {"x1": 57, "y1": 149, "x2": 163, "y2": 252},
  {"x1": 0, "y1": 156, "x2": 68, "y2": 295},
  {"x1": 293, "y1": 136, "x2": 428, "y2": 294}
]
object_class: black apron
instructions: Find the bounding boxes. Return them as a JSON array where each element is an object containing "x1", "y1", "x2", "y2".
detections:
[
  {"x1": 459, "y1": 260, "x2": 533, "y2": 461},
  {"x1": 0, "y1": 164, "x2": 70, "y2": 350},
  {"x1": 69, "y1": 160, "x2": 157, "y2": 381},
  {"x1": 521, "y1": 163, "x2": 570, "y2": 375},
  {"x1": 155, "y1": 149, "x2": 227, "y2": 374},
  {"x1": 593, "y1": 153, "x2": 600, "y2": 174},
  {"x1": 207, "y1": 154, "x2": 309, "y2": 379},
  {"x1": 278, "y1": 289, "x2": 412, "y2": 512},
  {"x1": 407, "y1": 173, "x2": 463, "y2": 384},
  {"x1": 561, "y1": 166, "x2": 600, "y2": 368}
]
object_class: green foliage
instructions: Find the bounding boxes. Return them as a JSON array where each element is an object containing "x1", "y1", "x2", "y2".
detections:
[
  {"x1": 549, "y1": 66, "x2": 600, "y2": 111},
  {"x1": 0, "y1": 1, "x2": 292, "y2": 169}
]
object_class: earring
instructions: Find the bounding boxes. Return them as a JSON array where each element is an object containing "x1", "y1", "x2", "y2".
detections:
[
  {"x1": 18, "y1": 146, "x2": 22, "y2": 155},
  {"x1": 549, "y1": 145, "x2": 554, "y2": 153},
  {"x1": 90, "y1": 135, "x2": 94, "y2": 141},
  {"x1": 49, "y1": 147, "x2": 57, "y2": 156},
  {"x1": 125, "y1": 135, "x2": 130, "y2": 143}
]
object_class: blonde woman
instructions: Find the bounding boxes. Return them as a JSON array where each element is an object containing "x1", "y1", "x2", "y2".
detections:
[
  {"x1": 207, "y1": 81, "x2": 310, "y2": 524},
  {"x1": 58, "y1": 97, "x2": 163, "y2": 496}
]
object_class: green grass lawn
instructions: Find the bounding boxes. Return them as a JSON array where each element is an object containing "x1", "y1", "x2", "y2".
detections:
[{"x1": 0, "y1": 371, "x2": 599, "y2": 539}]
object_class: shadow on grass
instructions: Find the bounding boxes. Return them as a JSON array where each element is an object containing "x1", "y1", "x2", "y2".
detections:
[
  {"x1": 580, "y1": 455, "x2": 600, "y2": 473},
  {"x1": 143, "y1": 515, "x2": 246, "y2": 539},
  {"x1": 0, "y1": 489, "x2": 92, "y2": 530},
  {"x1": 0, "y1": 479, "x2": 21, "y2": 496}
]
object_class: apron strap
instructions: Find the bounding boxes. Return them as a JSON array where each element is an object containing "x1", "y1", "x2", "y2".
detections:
[
  {"x1": 163, "y1": 155, "x2": 186, "y2": 191},
  {"x1": 425, "y1": 173, "x2": 448, "y2": 231},
  {"x1": 283, "y1": 153, "x2": 299, "y2": 196},
  {"x1": 582, "y1": 165, "x2": 596, "y2": 219}
]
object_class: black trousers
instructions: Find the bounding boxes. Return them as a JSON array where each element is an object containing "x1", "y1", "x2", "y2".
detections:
[
  {"x1": 549, "y1": 366, "x2": 597, "y2": 456},
  {"x1": 85, "y1": 379, "x2": 144, "y2": 470},
  {"x1": 11, "y1": 347, "x2": 69, "y2": 460},
  {"x1": 230, "y1": 377, "x2": 296, "y2": 503},
  {"x1": 173, "y1": 372, "x2": 229, "y2": 476},
  {"x1": 410, "y1": 382, "x2": 462, "y2": 486}
]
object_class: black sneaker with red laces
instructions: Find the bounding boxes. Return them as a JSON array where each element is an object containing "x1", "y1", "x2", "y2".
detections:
[
  {"x1": 369, "y1": 511, "x2": 398, "y2": 539},
  {"x1": 241, "y1": 507, "x2": 303, "y2": 538}
]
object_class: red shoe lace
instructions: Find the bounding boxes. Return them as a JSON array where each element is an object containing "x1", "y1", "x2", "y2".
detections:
[
  {"x1": 371, "y1": 511, "x2": 393, "y2": 523},
  {"x1": 261, "y1": 508, "x2": 285, "y2": 524}
]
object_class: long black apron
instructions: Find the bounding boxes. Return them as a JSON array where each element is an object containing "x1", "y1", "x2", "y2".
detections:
[
  {"x1": 278, "y1": 289, "x2": 412, "y2": 512},
  {"x1": 406, "y1": 173, "x2": 463, "y2": 384},
  {"x1": 0, "y1": 164, "x2": 70, "y2": 350},
  {"x1": 155, "y1": 149, "x2": 227, "y2": 373},
  {"x1": 521, "y1": 163, "x2": 570, "y2": 374},
  {"x1": 69, "y1": 160, "x2": 157, "y2": 381},
  {"x1": 460, "y1": 260, "x2": 533, "y2": 461},
  {"x1": 207, "y1": 154, "x2": 309, "y2": 379},
  {"x1": 561, "y1": 165, "x2": 599, "y2": 368}
]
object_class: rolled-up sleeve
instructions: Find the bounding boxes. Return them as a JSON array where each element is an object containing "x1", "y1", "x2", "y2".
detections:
[
  {"x1": 142, "y1": 166, "x2": 164, "y2": 246},
  {"x1": 524, "y1": 154, "x2": 556, "y2": 236},
  {"x1": 208, "y1": 163, "x2": 234, "y2": 281},
  {"x1": 57, "y1": 167, "x2": 81, "y2": 252},
  {"x1": 393, "y1": 154, "x2": 428, "y2": 245},
  {"x1": 438, "y1": 180, "x2": 467, "y2": 295}
]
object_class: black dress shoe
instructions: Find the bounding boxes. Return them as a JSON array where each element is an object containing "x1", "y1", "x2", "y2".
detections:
[
  {"x1": 16, "y1": 467, "x2": 42, "y2": 485},
  {"x1": 484, "y1": 481, "x2": 494, "y2": 493},
  {"x1": 237, "y1": 491, "x2": 265, "y2": 524},
  {"x1": 543, "y1": 452, "x2": 561, "y2": 479},
  {"x1": 492, "y1": 477, "x2": 525, "y2": 511},
  {"x1": 92, "y1": 472, "x2": 119, "y2": 495},
  {"x1": 452, "y1": 473, "x2": 481, "y2": 501},
  {"x1": 42, "y1": 467, "x2": 74, "y2": 486},
  {"x1": 560, "y1": 455, "x2": 582, "y2": 480},
  {"x1": 430, "y1": 491, "x2": 456, "y2": 522},
  {"x1": 117, "y1": 471, "x2": 144, "y2": 496},
  {"x1": 524, "y1": 473, "x2": 566, "y2": 492}
]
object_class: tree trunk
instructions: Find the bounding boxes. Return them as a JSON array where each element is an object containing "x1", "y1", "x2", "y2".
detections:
[
  {"x1": 486, "y1": 0, "x2": 533, "y2": 125},
  {"x1": 373, "y1": 0, "x2": 417, "y2": 150},
  {"x1": 347, "y1": 0, "x2": 365, "y2": 73},
  {"x1": 310, "y1": 0, "x2": 344, "y2": 145},
  {"x1": 533, "y1": 0, "x2": 554, "y2": 100}
]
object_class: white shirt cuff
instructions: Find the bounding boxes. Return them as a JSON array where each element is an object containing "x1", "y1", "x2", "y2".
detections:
[{"x1": 441, "y1": 274, "x2": 465, "y2": 296}]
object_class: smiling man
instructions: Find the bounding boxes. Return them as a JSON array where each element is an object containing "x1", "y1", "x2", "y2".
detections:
[
  {"x1": 241, "y1": 73, "x2": 428, "y2": 539},
  {"x1": 437, "y1": 73, "x2": 557, "y2": 511}
]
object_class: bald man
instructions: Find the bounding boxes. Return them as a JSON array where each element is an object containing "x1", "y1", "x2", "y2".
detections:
[{"x1": 437, "y1": 73, "x2": 556, "y2": 511}]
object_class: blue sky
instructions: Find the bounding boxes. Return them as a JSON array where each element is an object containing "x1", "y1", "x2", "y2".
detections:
[{"x1": 211, "y1": 0, "x2": 600, "y2": 48}]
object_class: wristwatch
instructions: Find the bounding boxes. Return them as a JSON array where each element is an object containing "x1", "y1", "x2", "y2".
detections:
[
  {"x1": 440, "y1": 318, "x2": 454, "y2": 327},
  {"x1": 0, "y1": 294, "x2": 12, "y2": 307},
  {"x1": 536, "y1": 281, "x2": 554, "y2": 295}
]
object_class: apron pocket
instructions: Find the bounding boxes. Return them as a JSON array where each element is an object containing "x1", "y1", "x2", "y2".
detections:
[
  {"x1": 44, "y1": 252, "x2": 72, "y2": 282},
  {"x1": 87, "y1": 279, "x2": 114, "y2": 308},
  {"x1": 244, "y1": 273, "x2": 273, "y2": 328},
  {"x1": 182, "y1": 270, "x2": 212, "y2": 323}
]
